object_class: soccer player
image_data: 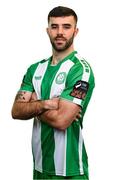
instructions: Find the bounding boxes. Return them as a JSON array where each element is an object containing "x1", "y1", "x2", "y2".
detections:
[{"x1": 11, "y1": 6, "x2": 95, "y2": 180}]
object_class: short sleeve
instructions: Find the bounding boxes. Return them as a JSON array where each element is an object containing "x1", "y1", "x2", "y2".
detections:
[
  {"x1": 60, "y1": 59, "x2": 95, "y2": 108},
  {"x1": 19, "y1": 64, "x2": 36, "y2": 92}
]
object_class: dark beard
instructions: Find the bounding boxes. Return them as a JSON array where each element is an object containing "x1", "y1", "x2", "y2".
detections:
[{"x1": 49, "y1": 33, "x2": 75, "y2": 52}]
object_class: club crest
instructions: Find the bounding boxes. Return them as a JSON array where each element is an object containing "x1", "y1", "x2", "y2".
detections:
[{"x1": 55, "y1": 72, "x2": 66, "y2": 84}]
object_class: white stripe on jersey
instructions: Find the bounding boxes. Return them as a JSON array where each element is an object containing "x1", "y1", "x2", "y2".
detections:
[
  {"x1": 32, "y1": 118, "x2": 43, "y2": 172},
  {"x1": 79, "y1": 127, "x2": 84, "y2": 175},
  {"x1": 53, "y1": 129, "x2": 67, "y2": 176},
  {"x1": 50, "y1": 60, "x2": 74, "y2": 98},
  {"x1": 49, "y1": 60, "x2": 74, "y2": 176},
  {"x1": 73, "y1": 53, "x2": 91, "y2": 106},
  {"x1": 73, "y1": 98, "x2": 82, "y2": 105},
  {"x1": 75, "y1": 53, "x2": 90, "y2": 82},
  {"x1": 32, "y1": 60, "x2": 49, "y2": 172},
  {"x1": 74, "y1": 53, "x2": 91, "y2": 174},
  {"x1": 32, "y1": 60, "x2": 49, "y2": 99}
]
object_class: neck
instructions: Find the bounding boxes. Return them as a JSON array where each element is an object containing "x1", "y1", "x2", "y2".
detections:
[{"x1": 51, "y1": 46, "x2": 75, "y2": 65}]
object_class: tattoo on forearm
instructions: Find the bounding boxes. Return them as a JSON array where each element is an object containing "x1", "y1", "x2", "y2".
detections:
[{"x1": 15, "y1": 91, "x2": 26, "y2": 101}]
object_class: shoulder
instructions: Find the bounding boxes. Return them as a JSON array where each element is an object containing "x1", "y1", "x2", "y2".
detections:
[
  {"x1": 68, "y1": 52, "x2": 95, "y2": 84},
  {"x1": 27, "y1": 58, "x2": 49, "y2": 73},
  {"x1": 30, "y1": 58, "x2": 48, "y2": 68},
  {"x1": 70, "y1": 52, "x2": 94, "y2": 73},
  {"x1": 71, "y1": 53, "x2": 91, "y2": 69}
]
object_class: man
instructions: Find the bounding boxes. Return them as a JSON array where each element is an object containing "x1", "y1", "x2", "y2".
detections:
[{"x1": 12, "y1": 6, "x2": 95, "y2": 180}]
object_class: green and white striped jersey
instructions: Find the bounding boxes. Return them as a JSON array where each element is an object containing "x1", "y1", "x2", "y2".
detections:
[{"x1": 20, "y1": 51, "x2": 95, "y2": 176}]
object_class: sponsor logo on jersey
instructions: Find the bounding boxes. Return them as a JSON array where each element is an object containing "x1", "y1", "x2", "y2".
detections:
[
  {"x1": 35, "y1": 76, "x2": 42, "y2": 80},
  {"x1": 55, "y1": 72, "x2": 66, "y2": 84},
  {"x1": 70, "y1": 80, "x2": 89, "y2": 100}
]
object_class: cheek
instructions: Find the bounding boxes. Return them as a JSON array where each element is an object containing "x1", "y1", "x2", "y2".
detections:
[
  {"x1": 65, "y1": 29, "x2": 75, "y2": 37},
  {"x1": 66, "y1": 32, "x2": 74, "y2": 39},
  {"x1": 48, "y1": 30, "x2": 56, "y2": 38}
]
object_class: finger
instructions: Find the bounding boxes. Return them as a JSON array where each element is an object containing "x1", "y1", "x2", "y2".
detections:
[{"x1": 76, "y1": 113, "x2": 82, "y2": 119}]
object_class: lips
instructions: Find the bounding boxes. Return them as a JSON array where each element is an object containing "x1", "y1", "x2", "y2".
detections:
[
  {"x1": 55, "y1": 37, "x2": 66, "y2": 41},
  {"x1": 56, "y1": 38, "x2": 64, "y2": 40},
  {"x1": 55, "y1": 38, "x2": 66, "y2": 44},
  {"x1": 56, "y1": 39, "x2": 64, "y2": 41}
]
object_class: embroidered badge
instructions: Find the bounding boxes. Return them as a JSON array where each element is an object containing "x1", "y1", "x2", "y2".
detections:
[{"x1": 55, "y1": 72, "x2": 66, "y2": 84}]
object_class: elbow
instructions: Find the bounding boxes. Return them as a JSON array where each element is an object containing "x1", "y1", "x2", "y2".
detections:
[
  {"x1": 11, "y1": 102, "x2": 20, "y2": 119},
  {"x1": 11, "y1": 113, "x2": 17, "y2": 120},
  {"x1": 11, "y1": 108, "x2": 18, "y2": 119},
  {"x1": 57, "y1": 126, "x2": 67, "y2": 131},
  {"x1": 56, "y1": 124, "x2": 68, "y2": 131},
  {"x1": 54, "y1": 119, "x2": 69, "y2": 131},
  {"x1": 11, "y1": 108, "x2": 30, "y2": 120},
  {"x1": 11, "y1": 106, "x2": 22, "y2": 120},
  {"x1": 11, "y1": 111, "x2": 25, "y2": 120},
  {"x1": 11, "y1": 103, "x2": 25, "y2": 120}
]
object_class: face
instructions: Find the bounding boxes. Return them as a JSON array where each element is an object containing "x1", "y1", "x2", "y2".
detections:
[{"x1": 47, "y1": 16, "x2": 78, "y2": 52}]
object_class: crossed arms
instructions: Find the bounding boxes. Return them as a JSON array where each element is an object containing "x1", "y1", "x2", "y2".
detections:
[{"x1": 11, "y1": 91, "x2": 81, "y2": 130}]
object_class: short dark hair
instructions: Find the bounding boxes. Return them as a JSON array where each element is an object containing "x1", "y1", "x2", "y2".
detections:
[{"x1": 48, "y1": 6, "x2": 78, "y2": 24}]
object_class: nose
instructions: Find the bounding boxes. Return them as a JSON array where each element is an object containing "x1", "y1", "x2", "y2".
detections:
[{"x1": 57, "y1": 27, "x2": 63, "y2": 35}]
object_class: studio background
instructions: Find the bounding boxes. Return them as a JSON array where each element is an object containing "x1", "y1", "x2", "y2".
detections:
[{"x1": 0, "y1": 0, "x2": 112, "y2": 180}]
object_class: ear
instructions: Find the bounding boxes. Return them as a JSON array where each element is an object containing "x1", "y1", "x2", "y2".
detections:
[
  {"x1": 46, "y1": 27, "x2": 49, "y2": 35},
  {"x1": 74, "y1": 28, "x2": 79, "y2": 37}
]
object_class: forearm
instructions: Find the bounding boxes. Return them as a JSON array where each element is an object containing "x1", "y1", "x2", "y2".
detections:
[
  {"x1": 12, "y1": 100, "x2": 45, "y2": 120},
  {"x1": 40, "y1": 110, "x2": 60, "y2": 127},
  {"x1": 12, "y1": 96, "x2": 59, "y2": 120},
  {"x1": 40, "y1": 109, "x2": 75, "y2": 130},
  {"x1": 39, "y1": 100, "x2": 81, "y2": 130}
]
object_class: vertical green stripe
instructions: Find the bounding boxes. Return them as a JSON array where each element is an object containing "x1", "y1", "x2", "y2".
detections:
[
  {"x1": 41, "y1": 122, "x2": 55, "y2": 173},
  {"x1": 40, "y1": 61, "x2": 61, "y2": 173},
  {"x1": 66, "y1": 122, "x2": 80, "y2": 175}
]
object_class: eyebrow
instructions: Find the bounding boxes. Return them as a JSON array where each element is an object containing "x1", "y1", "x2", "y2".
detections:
[
  {"x1": 50, "y1": 23, "x2": 72, "y2": 27},
  {"x1": 63, "y1": 24, "x2": 72, "y2": 26}
]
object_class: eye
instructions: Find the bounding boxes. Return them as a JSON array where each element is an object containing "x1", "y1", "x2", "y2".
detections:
[
  {"x1": 63, "y1": 24, "x2": 71, "y2": 29},
  {"x1": 51, "y1": 24, "x2": 58, "y2": 29},
  {"x1": 52, "y1": 26, "x2": 57, "y2": 29}
]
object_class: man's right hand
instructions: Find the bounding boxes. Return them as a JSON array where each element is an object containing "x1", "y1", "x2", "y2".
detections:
[
  {"x1": 31, "y1": 92, "x2": 59, "y2": 111},
  {"x1": 11, "y1": 91, "x2": 59, "y2": 120},
  {"x1": 43, "y1": 98, "x2": 59, "y2": 110}
]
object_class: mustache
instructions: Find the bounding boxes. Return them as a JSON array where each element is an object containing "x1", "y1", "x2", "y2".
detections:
[{"x1": 55, "y1": 35, "x2": 67, "y2": 41}]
